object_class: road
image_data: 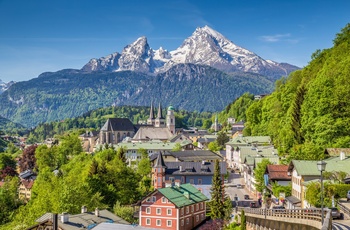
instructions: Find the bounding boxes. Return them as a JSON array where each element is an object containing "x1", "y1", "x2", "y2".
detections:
[{"x1": 225, "y1": 172, "x2": 257, "y2": 207}]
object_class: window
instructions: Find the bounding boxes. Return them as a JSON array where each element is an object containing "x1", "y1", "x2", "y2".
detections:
[
  {"x1": 196, "y1": 215, "x2": 199, "y2": 222},
  {"x1": 146, "y1": 218, "x2": 151, "y2": 225},
  {"x1": 198, "y1": 179, "x2": 202, "y2": 184},
  {"x1": 200, "y1": 202, "x2": 203, "y2": 209},
  {"x1": 201, "y1": 213, "x2": 204, "y2": 220},
  {"x1": 181, "y1": 176, "x2": 185, "y2": 183},
  {"x1": 191, "y1": 205, "x2": 194, "y2": 212},
  {"x1": 181, "y1": 208, "x2": 184, "y2": 215},
  {"x1": 196, "y1": 204, "x2": 199, "y2": 211},
  {"x1": 146, "y1": 207, "x2": 151, "y2": 214},
  {"x1": 181, "y1": 220, "x2": 184, "y2": 226},
  {"x1": 186, "y1": 218, "x2": 189, "y2": 225},
  {"x1": 156, "y1": 219, "x2": 161, "y2": 226},
  {"x1": 156, "y1": 208, "x2": 161, "y2": 215},
  {"x1": 190, "y1": 179, "x2": 194, "y2": 184},
  {"x1": 162, "y1": 197, "x2": 167, "y2": 203},
  {"x1": 152, "y1": 196, "x2": 156, "y2": 202},
  {"x1": 146, "y1": 197, "x2": 151, "y2": 202},
  {"x1": 186, "y1": 207, "x2": 189, "y2": 214},
  {"x1": 169, "y1": 177, "x2": 175, "y2": 182},
  {"x1": 167, "y1": 220, "x2": 172, "y2": 227},
  {"x1": 167, "y1": 209, "x2": 172, "y2": 215}
]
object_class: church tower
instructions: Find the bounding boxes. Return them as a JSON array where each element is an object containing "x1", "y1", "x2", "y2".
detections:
[
  {"x1": 166, "y1": 106, "x2": 175, "y2": 135},
  {"x1": 154, "y1": 103, "x2": 165, "y2": 127},
  {"x1": 152, "y1": 152, "x2": 167, "y2": 189},
  {"x1": 147, "y1": 101, "x2": 155, "y2": 126}
]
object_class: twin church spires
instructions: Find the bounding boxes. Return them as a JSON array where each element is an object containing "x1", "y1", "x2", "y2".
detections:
[{"x1": 147, "y1": 101, "x2": 175, "y2": 134}]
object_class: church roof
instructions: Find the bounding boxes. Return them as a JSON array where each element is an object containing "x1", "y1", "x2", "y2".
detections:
[
  {"x1": 156, "y1": 103, "x2": 164, "y2": 119},
  {"x1": 133, "y1": 127, "x2": 173, "y2": 141},
  {"x1": 149, "y1": 101, "x2": 155, "y2": 119},
  {"x1": 100, "y1": 118, "x2": 135, "y2": 132}
]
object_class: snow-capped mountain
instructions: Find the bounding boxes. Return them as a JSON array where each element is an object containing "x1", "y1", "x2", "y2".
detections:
[
  {"x1": 82, "y1": 26, "x2": 299, "y2": 79},
  {"x1": 0, "y1": 79, "x2": 15, "y2": 94}
]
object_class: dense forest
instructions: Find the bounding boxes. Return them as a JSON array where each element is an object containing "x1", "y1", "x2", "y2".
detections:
[
  {"x1": 26, "y1": 106, "x2": 214, "y2": 143},
  {"x1": 220, "y1": 23, "x2": 350, "y2": 161}
]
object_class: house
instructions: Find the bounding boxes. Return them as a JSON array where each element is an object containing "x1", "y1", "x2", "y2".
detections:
[
  {"x1": 79, "y1": 130, "x2": 99, "y2": 153},
  {"x1": 19, "y1": 179, "x2": 34, "y2": 201},
  {"x1": 160, "y1": 150, "x2": 223, "y2": 163},
  {"x1": 231, "y1": 121, "x2": 245, "y2": 134},
  {"x1": 98, "y1": 118, "x2": 136, "y2": 145},
  {"x1": 197, "y1": 135, "x2": 217, "y2": 149},
  {"x1": 241, "y1": 153, "x2": 279, "y2": 196},
  {"x1": 226, "y1": 136, "x2": 273, "y2": 169},
  {"x1": 151, "y1": 153, "x2": 226, "y2": 198},
  {"x1": 266, "y1": 165, "x2": 291, "y2": 187},
  {"x1": 287, "y1": 155, "x2": 350, "y2": 209},
  {"x1": 27, "y1": 208, "x2": 129, "y2": 230},
  {"x1": 139, "y1": 183, "x2": 208, "y2": 230},
  {"x1": 100, "y1": 141, "x2": 192, "y2": 163}
]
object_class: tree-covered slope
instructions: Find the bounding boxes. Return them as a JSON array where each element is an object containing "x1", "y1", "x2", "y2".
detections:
[
  {"x1": 0, "y1": 64, "x2": 274, "y2": 128},
  {"x1": 243, "y1": 23, "x2": 350, "y2": 160}
]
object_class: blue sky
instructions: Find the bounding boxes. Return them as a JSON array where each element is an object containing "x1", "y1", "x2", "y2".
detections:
[{"x1": 0, "y1": 0, "x2": 349, "y2": 82}]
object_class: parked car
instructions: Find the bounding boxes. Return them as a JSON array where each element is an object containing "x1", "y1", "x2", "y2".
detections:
[
  {"x1": 237, "y1": 184, "x2": 242, "y2": 188},
  {"x1": 250, "y1": 202, "x2": 259, "y2": 208},
  {"x1": 347, "y1": 190, "x2": 350, "y2": 201},
  {"x1": 331, "y1": 207, "x2": 341, "y2": 219},
  {"x1": 272, "y1": 205, "x2": 285, "y2": 210},
  {"x1": 244, "y1": 195, "x2": 250, "y2": 200}
]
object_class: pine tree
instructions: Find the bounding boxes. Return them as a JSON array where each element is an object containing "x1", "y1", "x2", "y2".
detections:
[{"x1": 209, "y1": 159, "x2": 227, "y2": 220}]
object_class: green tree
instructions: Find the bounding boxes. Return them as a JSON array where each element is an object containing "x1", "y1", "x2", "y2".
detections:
[
  {"x1": 216, "y1": 131, "x2": 229, "y2": 148},
  {"x1": 240, "y1": 210, "x2": 246, "y2": 230},
  {"x1": 208, "y1": 141, "x2": 221, "y2": 152},
  {"x1": 172, "y1": 143, "x2": 182, "y2": 151},
  {"x1": 113, "y1": 201, "x2": 135, "y2": 223},
  {"x1": 0, "y1": 154, "x2": 16, "y2": 170},
  {"x1": 254, "y1": 159, "x2": 272, "y2": 193},
  {"x1": 209, "y1": 160, "x2": 231, "y2": 221}
]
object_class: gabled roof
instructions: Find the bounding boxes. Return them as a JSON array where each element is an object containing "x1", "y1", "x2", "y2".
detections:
[
  {"x1": 21, "y1": 179, "x2": 34, "y2": 189},
  {"x1": 164, "y1": 161, "x2": 226, "y2": 175},
  {"x1": 266, "y1": 165, "x2": 291, "y2": 180},
  {"x1": 158, "y1": 183, "x2": 208, "y2": 208},
  {"x1": 226, "y1": 135, "x2": 271, "y2": 146},
  {"x1": 133, "y1": 127, "x2": 172, "y2": 141},
  {"x1": 100, "y1": 118, "x2": 135, "y2": 132},
  {"x1": 324, "y1": 148, "x2": 350, "y2": 156},
  {"x1": 34, "y1": 210, "x2": 129, "y2": 230},
  {"x1": 164, "y1": 150, "x2": 222, "y2": 162}
]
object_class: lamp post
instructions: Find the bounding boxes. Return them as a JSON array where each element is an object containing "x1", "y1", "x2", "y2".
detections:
[{"x1": 317, "y1": 160, "x2": 327, "y2": 224}]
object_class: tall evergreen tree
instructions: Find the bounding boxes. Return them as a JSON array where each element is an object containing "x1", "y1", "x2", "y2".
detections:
[{"x1": 209, "y1": 159, "x2": 231, "y2": 221}]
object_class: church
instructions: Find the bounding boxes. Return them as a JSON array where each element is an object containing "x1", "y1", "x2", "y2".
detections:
[{"x1": 96, "y1": 102, "x2": 176, "y2": 145}]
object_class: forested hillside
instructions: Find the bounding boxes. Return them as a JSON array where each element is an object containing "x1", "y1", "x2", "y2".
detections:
[
  {"x1": 26, "y1": 106, "x2": 213, "y2": 143},
  {"x1": 0, "y1": 64, "x2": 273, "y2": 128},
  {"x1": 239, "y1": 23, "x2": 350, "y2": 161}
]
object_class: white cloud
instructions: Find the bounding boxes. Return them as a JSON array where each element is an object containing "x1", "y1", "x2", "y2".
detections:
[{"x1": 260, "y1": 33, "x2": 299, "y2": 43}]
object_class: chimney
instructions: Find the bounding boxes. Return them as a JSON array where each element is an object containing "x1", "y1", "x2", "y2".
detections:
[
  {"x1": 183, "y1": 191, "x2": 190, "y2": 199},
  {"x1": 179, "y1": 165, "x2": 182, "y2": 172},
  {"x1": 165, "y1": 180, "x2": 172, "y2": 187},
  {"x1": 202, "y1": 160, "x2": 205, "y2": 165},
  {"x1": 340, "y1": 151, "x2": 345, "y2": 160},
  {"x1": 81, "y1": 205, "x2": 87, "y2": 213},
  {"x1": 61, "y1": 212, "x2": 68, "y2": 223},
  {"x1": 52, "y1": 214, "x2": 58, "y2": 230},
  {"x1": 95, "y1": 208, "x2": 99, "y2": 217},
  {"x1": 175, "y1": 179, "x2": 181, "y2": 187}
]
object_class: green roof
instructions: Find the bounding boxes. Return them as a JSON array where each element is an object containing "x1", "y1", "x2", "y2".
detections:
[
  {"x1": 168, "y1": 106, "x2": 175, "y2": 111},
  {"x1": 158, "y1": 183, "x2": 208, "y2": 208},
  {"x1": 226, "y1": 135, "x2": 271, "y2": 146},
  {"x1": 291, "y1": 157, "x2": 350, "y2": 176}
]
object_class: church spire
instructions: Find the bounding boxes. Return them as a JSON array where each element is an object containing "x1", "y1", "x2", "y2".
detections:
[
  {"x1": 157, "y1": 103, "x2": 164, "y2": 119},
  {"x1": 149, "y1": 101, "x2": 155, "y2": 119}
]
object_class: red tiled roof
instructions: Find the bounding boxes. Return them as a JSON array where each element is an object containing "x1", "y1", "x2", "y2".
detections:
[
  {"x1": 267, "y1": 165, "x2": 291, "y2": 180},
  {"x1": 21, "y1": 179, "x2": 34, "y2": 189}
]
